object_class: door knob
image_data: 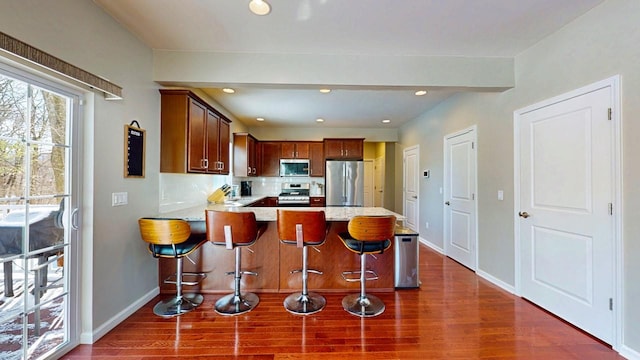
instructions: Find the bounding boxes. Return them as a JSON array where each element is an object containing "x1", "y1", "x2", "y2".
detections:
[
  {"x1": 412, "y1": 195, "x2": 418, "y2": 199},
  {"x1": 518, "y1": 211, "x2": 530, "y2": 218},
  {"x1": 445, "y1": 201, "x2": 450, "y2": 206}
]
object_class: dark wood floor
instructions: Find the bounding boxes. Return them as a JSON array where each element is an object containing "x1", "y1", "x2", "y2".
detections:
[{"x1": 65, "y1": 244, "x2": 622, "y2": 359}]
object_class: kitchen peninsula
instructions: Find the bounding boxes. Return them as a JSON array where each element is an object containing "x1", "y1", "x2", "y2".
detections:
[{"x1": 155, "y1": 200, "x2": 406, "y2": 295}]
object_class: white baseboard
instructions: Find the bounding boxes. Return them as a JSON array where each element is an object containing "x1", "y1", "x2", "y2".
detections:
[
  {"x1": 80, "y1": 287, "x2": 159, "y2": 344},
  {"x1": 476, "y1": 269, "x2": 516, "y2": 294},
  {"x1": 620, "y1": 344, "x2": 640, "y2": 360},
  {"x1": 419, "y1": 236, "x2": 443, "y2": 254}
]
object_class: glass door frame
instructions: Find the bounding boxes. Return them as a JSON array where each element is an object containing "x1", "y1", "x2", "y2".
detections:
[{"x1": 0, "y1": 59, "x2": 82, "y2": 359}]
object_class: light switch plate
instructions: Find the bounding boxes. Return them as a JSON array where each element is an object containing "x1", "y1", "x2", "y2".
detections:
[{"x1": 112, "y1": 192, "x2": 128, "y2": 206}]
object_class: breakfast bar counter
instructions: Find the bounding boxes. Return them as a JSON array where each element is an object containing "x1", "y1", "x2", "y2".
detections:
[{"x1": 155, "y1": 204, "x2": 406, "y2": 295}]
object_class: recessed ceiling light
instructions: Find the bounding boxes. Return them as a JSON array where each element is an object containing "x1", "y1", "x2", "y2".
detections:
[
  {"x1": 249, "y1": 0, "x2": 271, "y2": 15},
  {"x1": 256, "y1": 117, "x2": 265, "y2": 122},
  {"x1": 319, "y1": 88, "x2": 331, "y2": 94},
  {"x1": 316, "y1": 118, "x2": 324, "y2": 123},
  {"x1": 222, "y1": 88, "x2": 235, "y2": 94},
  {"x1": 415, "y1": 90, "x2": 427, "y2": 96},
  {"x1": 382, "y1": 119, "x2": 391, "y2": 124}
]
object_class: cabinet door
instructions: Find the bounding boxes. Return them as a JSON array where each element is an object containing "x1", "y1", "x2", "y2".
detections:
[
  {"x1": 260, "y1": 142, "x2": 281, "y2": 177},
  {"x1": 296, "y1": 142, "x2": 310, "y2": 158},
  {"x1": 342, "y1": 139, "x2": 363, "y2": 159},
  {"x1": 218, "y1": 119, "x2": 230, "y2": 174},
  {"x1": 310, "y1": 197, "x2": 325, "y2": 207},
  {"x1": 206, "y1": 110, "x2": 219, "y2": 173},
  {"x1": 247, "y1": 135, "x2": 257, "y2": 176},
  {"x1": 281, "y1": 142, "x2": 296, "y2": 158},
  {"x1": 309, "y1": 142, "x2": 324, "y2": 177},
  {"x1": 187, "y1": 99, "x2": 207, "y2": 172},
  {"x1": 324, "y1": 139, "x2": 343, "y2": 159}
]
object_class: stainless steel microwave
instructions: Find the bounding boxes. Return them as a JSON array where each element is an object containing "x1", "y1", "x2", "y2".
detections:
[{"x1": 279, "y1": 159, "x2": 310, "y2": 177}]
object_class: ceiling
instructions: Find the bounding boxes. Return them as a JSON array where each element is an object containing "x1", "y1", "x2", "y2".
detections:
[{"x1": 94, "y1": 0, "x2": 603, "y2": 129}]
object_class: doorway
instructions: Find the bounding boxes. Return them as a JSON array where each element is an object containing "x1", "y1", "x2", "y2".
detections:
[
  {"x1": 514, "y1": 76, "x2": 620, "y2": 345},
  {"x1": 0, "y1": 63, "x2": 82, "y2": 358},
  {"x1": 363, "y1": 160, "x2": 374, "y2": 207},
  {"x1": 443, "y1": 126, "x2": 477, "y2": 271},
  {"x1": 374, "y1": 157, "x2": 384, "y2": 207}
]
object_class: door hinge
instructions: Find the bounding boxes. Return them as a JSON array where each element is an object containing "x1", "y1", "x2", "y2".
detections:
[
  {"x1": 472, "y1": 142, "x2": 475, "y2": 149},
  {"x1": 608, "y1": 108, "x2": 612, "y2": 120},
  {"x1": 609, "y1": 298, "x2": 613, "y2": 311},
  {"x1": 472, "y1": 193, "x2": 475, "y2": 200},
  {"x1": 608, "y1": 203, "x2": 613, "y2": 215}
]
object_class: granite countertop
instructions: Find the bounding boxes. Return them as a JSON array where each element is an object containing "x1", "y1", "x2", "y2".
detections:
[{"x1": 159, "y1": 201, "x2": 404, "y2": 222}]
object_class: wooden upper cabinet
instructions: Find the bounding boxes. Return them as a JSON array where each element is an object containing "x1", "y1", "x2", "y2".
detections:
[
  {"x1": 233, "y1": 133, "x2": 258, "y2": 177},
  {"x1": 281, "y1": 142, "x2": 309, "y2": 159},
  {"x1": 206, "y1": 110, "x2": 231, "y2": 174},
  {"x1": 324, "y1": 138, "x2": 364, "y2": 160},
  {"x1": 160, "y1": 89, "x2": 231, "y2": 174},
  {"x1": 308, "y1": 142, "x2": 324, "y2": 177},
  {"x1": 260, "y1": 141, "x2": 281, "y2": 177}
]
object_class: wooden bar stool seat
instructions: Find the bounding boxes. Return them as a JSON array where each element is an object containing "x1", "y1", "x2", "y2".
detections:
[
  {"x1": 339, "y1": 215, "x2": 396, "y2": 317},
  {"x1": 138, "y1": 218, "x2": 207, "y2": 317},
  {"x1": 277, "y1": 210, "x2": 328, "y2": 315},
  {"x1": 206, "y1": 210, "x2": 266, "y2": 315}
]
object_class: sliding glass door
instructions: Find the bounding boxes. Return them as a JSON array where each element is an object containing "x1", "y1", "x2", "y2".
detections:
[{"x1": 0, "y1": 63, "x2": 81, "y2": 359}]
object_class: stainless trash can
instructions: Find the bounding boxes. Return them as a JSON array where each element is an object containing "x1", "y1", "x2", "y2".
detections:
[{"x1": 394, "y1": 226, "x2": 420, "y2": 288}]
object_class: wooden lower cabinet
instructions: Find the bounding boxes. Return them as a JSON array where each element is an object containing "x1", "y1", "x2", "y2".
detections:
[
  {"x1": 310, "y1": 197, "x2": 325, "y2": 207},
  {"x1": 158, "y1": 221, "x2": 393, "y2": 294},
  {"x1": 247, "y1": 197, "x2": 278, "y2": 207}
]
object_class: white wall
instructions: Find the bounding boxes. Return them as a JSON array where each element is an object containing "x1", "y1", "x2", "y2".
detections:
[
  {"x1": 398, "y1": 0, "x2": 639, "y2": 353},
  {"x1": 0, "y1": 0, "x2": 161, "y2": 342}
]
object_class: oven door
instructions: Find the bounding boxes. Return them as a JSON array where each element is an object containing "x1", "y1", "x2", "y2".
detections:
[{"x1": 279, "y1": 159, "x2": 310, "y2": 177}]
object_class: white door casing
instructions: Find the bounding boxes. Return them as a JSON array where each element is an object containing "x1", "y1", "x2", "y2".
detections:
[
  {"x1": 514, "y1": 77, "x2": 620, "y2": 346},
  {"x1": 403, "y1": 146, "x2": 419, "y2": 231},
  {"x1": 443, "y1": 126, "x2": 477, "y2": 271}
]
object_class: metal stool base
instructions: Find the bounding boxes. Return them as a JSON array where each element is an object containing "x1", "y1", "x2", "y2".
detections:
[
  {"x1": 284, "y1": 292, "x2": 326, "y2": 315},
  {"x1": 342, "y1": 293, "x2": 385, "y2": 317},
  {"x1": 153, "y1": 293, "x2": 203, "y2": 318},
  {"x1": 215, "y1": 292, "x2": 259, "y2": 315}
]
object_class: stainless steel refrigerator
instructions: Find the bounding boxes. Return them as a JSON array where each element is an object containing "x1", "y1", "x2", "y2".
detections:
[{"x1": 325, "y1": 160, "x2": 364, "y2": 206}]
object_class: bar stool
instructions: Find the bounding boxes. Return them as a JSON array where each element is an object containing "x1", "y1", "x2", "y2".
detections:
[
  {"x1": 138, "y1": 218, "x2": 207, "y2": 317},
  {"x1": 277, "y1": 209, "x2": 328, "y2": 315},
  {"x1": 205, "y1": 210, "x2": 266, "y2": 315},
  {"x1": 339, "y1": 215, "x2": 396, "y2": 317}
]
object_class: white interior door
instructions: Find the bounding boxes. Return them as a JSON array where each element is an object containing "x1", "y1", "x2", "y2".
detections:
[
  {"x1": 444, "y1": 127, "x2": 477, "y2": 270},
  {"x1": 374, "y1": 157, "x2": 384, "y2": 207},
  {"x1": 517, "y1": 85, "x2": 614, "y2": 344},
  {"x1": 363, "y1": 160, "x2": 374, "y2": 207},
  {"x1": 403, "y1": 146, "x2": 419, "y2": 231}
]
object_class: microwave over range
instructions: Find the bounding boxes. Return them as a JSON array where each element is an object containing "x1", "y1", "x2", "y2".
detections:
[{"x1": 279, "y1": 159, "x2": 309, "y2": 177}]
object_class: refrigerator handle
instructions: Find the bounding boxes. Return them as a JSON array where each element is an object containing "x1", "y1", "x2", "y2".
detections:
[{"x1": 343, "y1": 162, "x2": 347, "y2": 203}]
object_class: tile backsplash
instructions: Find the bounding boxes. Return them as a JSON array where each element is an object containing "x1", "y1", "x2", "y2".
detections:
[
  {"x1": 160, "y1": 173, "x2": 324, "y2": 213},
  {"x1": 234, "y1": 176, "x2": 324, "y2": 196},
  {"x1": 159, "y1": 173, "x2": 230, "y2": 213}
]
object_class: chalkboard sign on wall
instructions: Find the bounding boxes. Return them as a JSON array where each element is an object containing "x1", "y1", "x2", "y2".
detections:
[{"x1": 124, "y1": 120, "x2": 145, "y2": 178}]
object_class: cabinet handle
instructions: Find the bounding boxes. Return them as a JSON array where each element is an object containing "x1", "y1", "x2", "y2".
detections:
[
  {"x1": 252, "y1": 167, "x2": 257, "y2": 174},
  {"x1": 247, "y1": 166, "x2": 251, "y2": 174}
]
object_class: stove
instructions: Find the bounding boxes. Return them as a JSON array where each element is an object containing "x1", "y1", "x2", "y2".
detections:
[{"x1": 278, "y1": 182, "x2": 310, "y2": 205}]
